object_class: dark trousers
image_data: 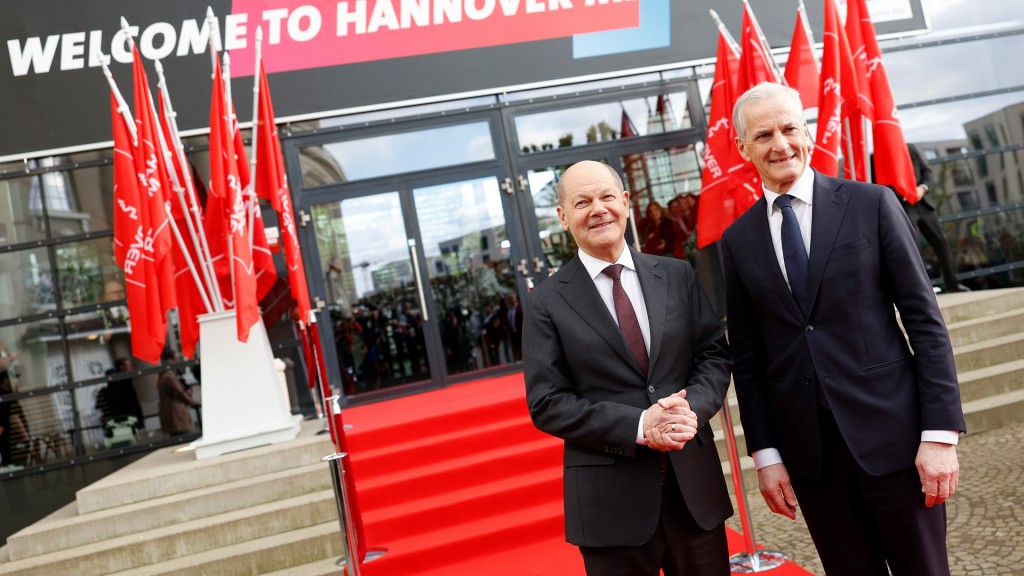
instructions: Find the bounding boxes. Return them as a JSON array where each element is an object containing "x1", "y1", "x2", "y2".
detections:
[
  {"x1": 905, "y1": 203, "x2": 959, "y2": 290},
  {"x1": 791, "y1": 408, "x2": 950, "y2": 576},
  {"x1": 579, "y1": 473, "x2": 730, "y2": 576}
]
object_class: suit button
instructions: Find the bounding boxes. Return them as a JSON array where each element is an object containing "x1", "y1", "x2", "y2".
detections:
[
  {"x1": 803, "y1": 376, "x2": 812, "y2": 384},
  {"x1": 648, "y1": 385, "x2": 655, "y2": 394},
  {"x1": 805, "y1": 325, "x2": 814, "y2": 334}
]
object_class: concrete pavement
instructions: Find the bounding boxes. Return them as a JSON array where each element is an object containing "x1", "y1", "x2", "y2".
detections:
[{"x1": 724, "y1": 421, "x2": 1024, "y2": 575}]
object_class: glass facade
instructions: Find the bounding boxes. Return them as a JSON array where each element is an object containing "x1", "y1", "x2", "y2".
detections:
[{"x1": 2, "y1": 0, "x2": 1023, "y2": 543}]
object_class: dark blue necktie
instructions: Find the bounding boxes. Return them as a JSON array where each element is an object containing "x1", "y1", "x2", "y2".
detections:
[{"x1": 775, "y1": 194, "x2": 809, "y2": 313}]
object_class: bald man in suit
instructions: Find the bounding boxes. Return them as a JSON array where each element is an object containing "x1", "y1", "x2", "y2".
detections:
[{"x1": 524, "y1": 160, "x2": 733, "y2": 575}]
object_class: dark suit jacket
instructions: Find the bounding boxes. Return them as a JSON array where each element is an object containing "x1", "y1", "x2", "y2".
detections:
[
  {"x1": 721, "y1": 171, "x2": 965, "y2": 479},
  {"x1": 523, "y1": 249, "x2": 733, "y2": 548}
]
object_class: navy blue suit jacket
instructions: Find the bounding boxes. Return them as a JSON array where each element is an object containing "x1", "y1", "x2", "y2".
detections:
[{"x1": 721, "y1": 171, "x2": 965, "y2": 478}]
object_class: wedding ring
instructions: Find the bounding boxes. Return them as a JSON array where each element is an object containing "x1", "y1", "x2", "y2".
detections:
[{"x1": 671, "y1": 424, "x2": 676, "y2": 432}]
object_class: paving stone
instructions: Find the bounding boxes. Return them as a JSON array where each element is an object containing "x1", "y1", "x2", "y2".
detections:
[{"x1": 725, "y1": 421, "x2": 1024, "y2": 575}]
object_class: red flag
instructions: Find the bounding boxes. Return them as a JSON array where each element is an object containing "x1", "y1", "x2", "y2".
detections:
[
  {"x1": 851, "y1": 0, "x2": 918, "y2": 202},
  {"x1": 111, "y1": 94, "x2": 163, "y2": 364},
  {"x1": 737, "y1": 2, "x2": 778, "y2": 93},
  {"x1": 698, "y1": 32, "x2": 740, "y2": 248},
  {"x1": 208, "y1": 55, "x2": 260, "y2": 341},
  {"x1": 254, "y1": 61, "x2": 312, "y2": 324},
  {"x1": 158, "y1": 91, "x2": 209, "y2": 359},
  {"x1": 131, "y1": 48, "x2": 176, "y2": 350},
  {"x1": 784, "y1": 5, "x2": 819, "y2": 109},
  {"x1": 811, "y1": 0, "x2": 850, "y2": 177}
]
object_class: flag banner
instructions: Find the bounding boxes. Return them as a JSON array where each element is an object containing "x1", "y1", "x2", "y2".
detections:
[
  {"x1": 737, "y1": 3, "x2": 777, "y2": 93},
  {"x1": 811, "y1": 0, "x2": 846, "y2": 177},
  {"x1": 208, "y1": 54, "x2": 260, "y2": 341},
  {"x1": 255, "y1": 61, "x2": 312, "y2": 323},
  {"x1": 851, "y1": 0, "x2": 918, "y2": 202},
  {"x1": 131, "y1": 47, "x2": 176, "y2": 351},
  {"x1": 111, "y1": 93, "x2": 163, "y2": 364},
  {"x1": 784, "y1": 6, "x2": 819, "y2": 109},
  {"x1": 697, "y1": 32, "x2": 739, "y2": 248}
]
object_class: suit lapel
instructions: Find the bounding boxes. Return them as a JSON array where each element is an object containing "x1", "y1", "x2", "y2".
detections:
[
  {"x1": 556, "y1": 256, "x2": 644, "y2": 377},
  {"x1": 807, "y1": 172, "x2": 849, "y2": 315},
  {"x1": 634, "y1": 250, "x2": 666, "y2": 377}
]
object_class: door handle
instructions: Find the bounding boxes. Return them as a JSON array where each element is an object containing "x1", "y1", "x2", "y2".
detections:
[{"x1": 407, "y1": 238, "x2": 429, "y2": 322}]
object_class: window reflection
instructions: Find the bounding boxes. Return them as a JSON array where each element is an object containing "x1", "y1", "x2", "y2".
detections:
[
  {"x1": 55, "y1": 237, "x2": 123, "y2": 310},
  {"x1": 0, "y1": 319, "x2": 64, "y2": 392},
  {"x1": 0, "y1": 388, "x2": 75, "y2": 471},
  {"x1": 515, "y1": 92, "x2": 691, "y2": 154},
  {"x1": 0, "y1": 176, "x2": 46, "y2": 246},
  {"x1": 625, "y1": 145, "x2": 702, "y2": 262},
  {"x1": 312, "y1": 193, "x2": 433, "y2": 393},
  {"x1": 300, "y1": 122, "x2": 495, "y2": 187},
  {"x1": 528, "y1": 165, "x2": 577, "y2": 270},
  {"x1": 413, "y1": 177, "x2": 519, "y2": 375},
  {"x1": 0, "y1": 247, "x2": 55, "y2": 317}
]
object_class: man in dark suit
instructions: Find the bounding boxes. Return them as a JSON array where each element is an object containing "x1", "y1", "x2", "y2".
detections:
[
  {"x1": 524, "y1": 160, "x2": 733, "y2": 575},
  {"x1": 721, "y1": 83, "x2": 965, "y2": 575}
]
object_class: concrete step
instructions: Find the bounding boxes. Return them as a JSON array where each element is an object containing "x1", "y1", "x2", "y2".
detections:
[
  {"x1": 106, "y1": 522, "x2": 343, "y2": 576},
  {"x1": 962, "y1": 389, "x2": 1024, "y2": 436},
  {"x1": 0, "y1": 491, "x2": 338, "y2": 576},
  {"x1": 76, "y1": 433, "x2": 333, "y2": 514},
  {"x1": 952, "y1": 332, "x2": 1024, "y2": 373},
  {"x1": 958, "y1": 358, "x2": 1024, "y2": 404},
  {"x1": 260, "y1": 555, "x2": 345, "y2": 576},
  {"x1": 937, "y1": 287, "x2": 1024, "y2": 325},
  {"x1": 6, "y1": 462, "x2": 331, "y2": 561},
  {"x1": 945, "y1": 307, "x2": 1024, "y2": 348}
]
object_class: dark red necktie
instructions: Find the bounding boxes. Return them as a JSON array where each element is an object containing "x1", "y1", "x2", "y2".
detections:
[{"x1": 602, "y1": 264, "x2": 649, "y2": 375}]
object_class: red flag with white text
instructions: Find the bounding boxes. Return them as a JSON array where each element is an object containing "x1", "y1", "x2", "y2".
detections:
[
  {"x1": 737, "y1": 3, "x2": 777, "y2": 93},
  {"x1": 851, "y1": 0, "x2": 918, "y2": 202},
  {"x1": 131, "y1": 49, "x2": 175, "y2": 350},
  {"x1": 254, "y1": 61, "x2": 312, "y2": 324},
  {"x1": 207, "y1": 55, "x2": 260, "y2": 341},
  {"x1": 111, "y1": 94, "x2": 163, "y2": 364},
  {"x1": 811, "y1": 0, "x2": 847, "y2": 177}
]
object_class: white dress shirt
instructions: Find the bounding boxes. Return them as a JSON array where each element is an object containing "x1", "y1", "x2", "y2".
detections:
[{"x1": 577, "y1": 247, "x2": 653, "y2": 445}]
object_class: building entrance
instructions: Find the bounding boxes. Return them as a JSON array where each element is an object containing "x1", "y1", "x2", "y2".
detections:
[{"x1": 285, "y1": 78, "x2": 709, "y2": 403}]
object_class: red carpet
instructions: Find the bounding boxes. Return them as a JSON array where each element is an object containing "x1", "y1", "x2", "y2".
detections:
[{"x1": 343, "y1": 373, "x2": 813, "y2": 575}]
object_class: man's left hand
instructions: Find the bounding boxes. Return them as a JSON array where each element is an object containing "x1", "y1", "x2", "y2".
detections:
[{"x1": 915, "y1": 441, "x2": 959, "y2": 507}]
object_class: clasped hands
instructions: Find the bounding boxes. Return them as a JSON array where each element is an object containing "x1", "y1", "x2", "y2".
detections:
[{"x1": 642, "y1": 390, "x2": 698, "y2": 452}]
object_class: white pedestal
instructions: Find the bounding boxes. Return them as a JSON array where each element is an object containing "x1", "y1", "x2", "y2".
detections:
[{"x1": 191, "y1": 310, "x2": 301, "y2": 459}]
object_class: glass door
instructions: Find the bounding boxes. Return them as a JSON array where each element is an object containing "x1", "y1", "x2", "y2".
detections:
[
  {"x1": 310, "y1": 191, "x2": 434, "y2": 395},
  {"x1": 410, "y1": 175, "x2": 524, "y2": 374}
]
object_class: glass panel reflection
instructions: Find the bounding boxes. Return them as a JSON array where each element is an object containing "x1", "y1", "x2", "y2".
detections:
[
  {"x1": 0, "y1": 388, "x2": 76, "y2": 471},
  {"x1": 0, "y1": 246, "x2": 56, "y2": 317},
  {"x1": 413, "y1": 177, "x2": 519, "y2": 375},
  {"x1": 515, "y1": 92, "x2": 691, "y2": 154},
  {"x1": 624, "y1": 145, "x2": 702, "y2": 262},
  {"x1": 0, "y1": 319, "x2": 64, "y2": 392},
  {"x1": 55, "y1": 237, "x2": 123, "y2": 310},
  {"x1": 312, "y1": 193, "x2": 433, "y2": 393},
  {"x1": 528, "y1": 165, "x2": 578, "y2": 271},
  {"x1": 0, "y1": 177, "x2": 46, "y2": 246},
  {"x1": 300, "y1": 122, "x2": 495, "y2": 187}
]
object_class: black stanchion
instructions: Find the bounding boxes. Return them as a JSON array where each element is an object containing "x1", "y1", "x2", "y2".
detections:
[{"x1": 720, "y1": 395, "x2": 788, "y2": 573}]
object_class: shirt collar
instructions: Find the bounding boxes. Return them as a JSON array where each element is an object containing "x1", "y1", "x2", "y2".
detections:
[
  {"x1": 578, "y1": 246, "x2": 636, "y2": 281},
  {"x1": 763, "y1": 167, "x2": 815, "y2": 217}
]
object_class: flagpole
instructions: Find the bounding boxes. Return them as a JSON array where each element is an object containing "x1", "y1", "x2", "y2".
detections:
[
  {"x1": 155, "y1": 59, "x2": 225, "y2": 312},
  {"x1": 151, "y1": 60, "x2": 215, "y2": 315},
  {"x1": 742, "y1": 0, "x2": 785, "y2": 84},
  {"x1": 797, "y1": 0, "x2": 819, "y2": 70},
  {"x1": 222, "y1": 53, "x2": 238, "y2": 309},
  {"x1": 97, "y1": 52, "x2": 136, "y2": 146},
  {"x1": 709, "y1": 10, "x2": 740, "y2": 55},
  {"x1": 247, "y1": 27, "x2": 263, "y2": 249},
  {"x1": 207, "y1": 8, "x2": 221, "y2": 78},
  {"x1": 844, "y1": 118, "x2": 858, "y2": 181}
]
